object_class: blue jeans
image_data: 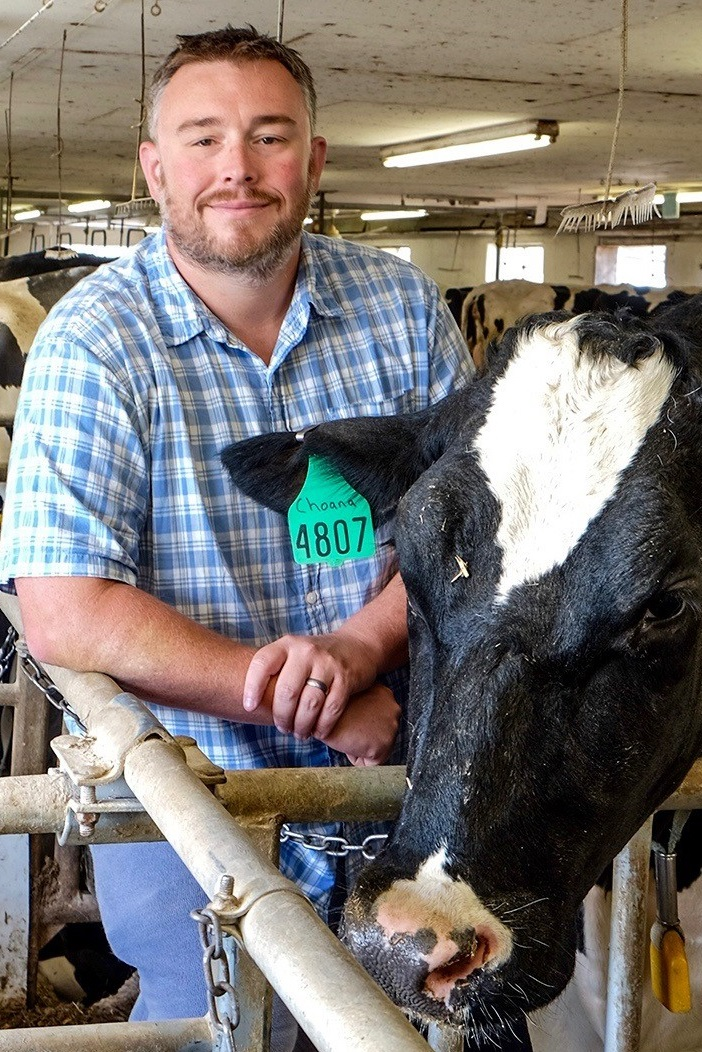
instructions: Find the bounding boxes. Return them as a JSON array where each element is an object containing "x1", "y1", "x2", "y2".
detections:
[{"x1": 91, "y1": 840, "x2": 298, "y2": 1051}]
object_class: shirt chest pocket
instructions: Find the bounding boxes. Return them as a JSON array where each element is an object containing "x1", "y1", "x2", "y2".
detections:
[{"x1": 284, "y1": 339, "x2": 419, "y2": 432}]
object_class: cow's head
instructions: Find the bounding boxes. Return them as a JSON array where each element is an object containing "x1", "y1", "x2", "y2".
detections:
[{"x1": 221, "y1": 301, "x2": 702, "y2": 1045}]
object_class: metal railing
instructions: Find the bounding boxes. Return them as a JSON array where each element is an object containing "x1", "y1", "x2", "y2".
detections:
[{"x1": 0, "y1": 591, "x2": 438, "y2": 1052}]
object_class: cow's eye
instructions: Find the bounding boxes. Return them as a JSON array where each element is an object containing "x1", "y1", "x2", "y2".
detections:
[{"x1": 645, "y1": 591, "x2": 685, "y2": 622}]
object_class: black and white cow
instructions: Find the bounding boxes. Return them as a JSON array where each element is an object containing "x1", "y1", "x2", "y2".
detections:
[
  {"x1": 0, "y1": 265, "x2": 100, "y2": 476},
  {"x1": 460, "y1": 279, "x2": 701, "y2": 372},
  {"x1": 222, "y1": 294, "x2": 702, "y2": 1050},
  {"x1": 0, "y1": 248, "x2": 112, "y2": 282}
]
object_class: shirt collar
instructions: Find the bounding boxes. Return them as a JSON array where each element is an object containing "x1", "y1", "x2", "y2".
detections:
[
  {"x1": 146, "y1": 229, "x2": 224, "y2": 346},
  {"x1": 297, "y1": 232, "x2": 346, "y2": 319},
  {"x1": 146, "y1": 227, "x2": 346, "y2": 348}
]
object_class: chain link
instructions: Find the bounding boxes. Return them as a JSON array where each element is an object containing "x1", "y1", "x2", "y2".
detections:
[
  {"x1": 0, "y1": 623, "x2": 17, "y2": 682},
  {"x1": 280, "y1": 823, "x2": 388, "y2": 860},
  {"x1": 191, "y1": 906, "x2": 239, "y2": 1052},
  {"x1": 13, "y1": 636, "x2": 87, "y2": 732}
]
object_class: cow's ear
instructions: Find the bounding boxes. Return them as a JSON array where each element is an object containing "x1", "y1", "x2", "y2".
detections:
[
  {"x1": 221, "y1": 432, "x2": 310, "y2": 515},
  {"x1": 221, "y1": 390, "x2": 470, "y2": 523}
]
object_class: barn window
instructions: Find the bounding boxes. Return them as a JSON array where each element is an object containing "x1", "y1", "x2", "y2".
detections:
[
  {"x1": 485, "y1": 243, "x2": 544, "y2": 282},
  {"x1": 378, "y1": 245, "x2": 412, "y2": 261},
  {"x1": 595, "y1": 244, "x2": 667, "y2": 288}
]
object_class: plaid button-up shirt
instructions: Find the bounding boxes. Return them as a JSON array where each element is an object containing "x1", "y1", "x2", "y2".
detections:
[{"x1": 0, "y1": 229, "x2": 474, "y2": 910}]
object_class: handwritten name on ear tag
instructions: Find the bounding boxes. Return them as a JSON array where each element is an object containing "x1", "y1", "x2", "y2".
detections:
[{"x1": 288, "y1": 455, "x2": 376, "y2": 566}]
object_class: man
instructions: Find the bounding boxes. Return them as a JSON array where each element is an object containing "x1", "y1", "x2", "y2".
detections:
[{"x1": 0, "y1": 24, "x2": 473, "y2": 1047}]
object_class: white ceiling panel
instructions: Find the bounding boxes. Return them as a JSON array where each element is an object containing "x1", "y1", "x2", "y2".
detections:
[{"x1": 0, "y1": 0, "x2": 700, "y2": 217}]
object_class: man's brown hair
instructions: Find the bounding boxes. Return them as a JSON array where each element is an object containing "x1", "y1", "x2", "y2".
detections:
[{"x1": 147, "y1": 24, "x2": 317, "y2": 138}]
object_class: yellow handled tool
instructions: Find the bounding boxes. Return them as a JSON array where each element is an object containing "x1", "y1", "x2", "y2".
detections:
[{"x1": 650, "y1": 848, "x2": 691, "y2": 1013}]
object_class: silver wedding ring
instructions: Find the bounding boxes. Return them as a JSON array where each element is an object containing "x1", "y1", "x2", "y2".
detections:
[{"x1": 305, "y1": 677, "x2": 329, "y2": 696}]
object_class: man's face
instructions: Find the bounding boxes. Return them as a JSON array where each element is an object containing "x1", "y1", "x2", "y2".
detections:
[{"x1": 139, "y1": 58, "x2": 327, "y2": 279}]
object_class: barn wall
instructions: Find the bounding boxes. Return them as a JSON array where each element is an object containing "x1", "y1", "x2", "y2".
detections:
[
  {"x1": 7, "y1": 223, "x2": 702, "y2": 294},
  {"x1": 345, "y1": 229, "x2": 702, "y2": 293}
]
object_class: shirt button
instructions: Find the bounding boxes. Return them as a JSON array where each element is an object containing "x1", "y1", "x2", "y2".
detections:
[{"x1": 305, "y1": 590, "x2": 319, "y2": 606}]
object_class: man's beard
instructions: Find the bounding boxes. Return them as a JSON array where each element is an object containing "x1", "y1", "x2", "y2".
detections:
[{"x1": 160, "y1": 171, "x2": 316, "y2": 284}]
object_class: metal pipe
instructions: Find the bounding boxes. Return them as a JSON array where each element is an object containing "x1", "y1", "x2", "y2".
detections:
[
  {"x1": 218, "y1": 764, "x2": 405, "y2": 821},
  {"x1": 0, "y1": 766, "x2": 406, "y2": 840},
  {"x1": 4, "y1": 760, "x2": 700, "y2": 841},
  {"x1": 124, "y1": 736, "x2": 429, "y2": 1052},
  {"x1": 660, "y1": 758, "x2": 702, "y2": 808},
  {"x1": 603, "y1": 814, "x2": 653, "y2": 1052},
  {"x1": 0, "y1": 1017, "x2": 212, "y2": 1051}
]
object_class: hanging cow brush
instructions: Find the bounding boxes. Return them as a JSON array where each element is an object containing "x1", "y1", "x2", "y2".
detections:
[{"x1": 557, "y1": 0, "x2": 661, "y2": 234}]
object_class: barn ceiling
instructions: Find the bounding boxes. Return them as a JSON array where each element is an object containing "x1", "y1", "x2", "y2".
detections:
[{"x1": 1, "y1": 0, "x2": 701, "y2": 230}]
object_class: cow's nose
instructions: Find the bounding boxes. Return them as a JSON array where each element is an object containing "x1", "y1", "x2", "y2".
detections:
[
  {"x1": 344, "y1": 852, "x2": 514, "y2": 1014},
  {"x1": 344, "y1": 896, "x2": 513, "y2": 1017},
  {"x1": 375, "y1": 906, "x2": 503, "y2": 1006}
]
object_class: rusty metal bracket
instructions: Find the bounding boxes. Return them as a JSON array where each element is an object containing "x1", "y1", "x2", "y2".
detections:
[{"x1": 54, "y1": 734, "x2": 227, "y2": 843}]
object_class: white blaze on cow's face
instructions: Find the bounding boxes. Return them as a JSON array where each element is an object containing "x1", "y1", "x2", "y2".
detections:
[
  {"x1": 474, "y1": 318, "x2": 677, "y2": 601},
  {"x1": 373, "y1": 847, "x2": 514, "y2": 1004}
]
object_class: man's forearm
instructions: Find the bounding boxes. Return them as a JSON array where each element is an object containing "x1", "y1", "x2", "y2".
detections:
[
  {"x1": 15, "y1": 576, "x2": 273, "y2": 723},
  {"x1": 332, "y1": 571, "x2": 409, "y2": 676},
  {"x1": 15, "y1": 570, "x2": 409, "y2": 721}
]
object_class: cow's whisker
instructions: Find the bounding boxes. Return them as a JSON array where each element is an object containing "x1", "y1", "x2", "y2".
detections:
[{"x1": 500, "y1": 896, "x2": 549, "y2": 916}]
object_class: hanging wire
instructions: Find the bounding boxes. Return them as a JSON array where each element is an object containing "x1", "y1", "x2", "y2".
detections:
[
  {"x1": 131, "y1": 0, "x2": 147, "y2": 202},
  {"x1": 557, "y1": 0, "x2": 659, "y2": 234},
  {"x1": 602, "y1": 0, "x2": 628, "y2": 204},
  {"x1": 55, "y1": 28, "x2": 67, "y2": 246},
  {"x1": 0, "y1": 1, "x2": 54, "y2": 52},
  {"x1": 4, "y1": 73, "x2": 14, "y2": 235},
  {"x1": 276, "y1": 0, "x2": 285, "y2": 43}
]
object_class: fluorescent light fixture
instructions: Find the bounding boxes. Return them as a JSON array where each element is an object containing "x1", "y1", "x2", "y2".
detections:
[
  {"x1": 360, "y1": 209, "x2": 428, "y2": 221},
  {"x1": 654, "y1": 191, "x2": 702, "y2": 205},
  {"x1": 381, "y1": 120, "x2": 559, "y2": 169},
  {"x1": 14, "y1": 208, "x2": 42, "y2": 222},
  {"x1": 67, "y1": 198, "x2": 112, "y2": 214}
]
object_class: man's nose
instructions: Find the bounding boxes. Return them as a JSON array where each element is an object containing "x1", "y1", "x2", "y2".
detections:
[{"x1": 221, "y1": 141, "x2": 257, "y2": 184}]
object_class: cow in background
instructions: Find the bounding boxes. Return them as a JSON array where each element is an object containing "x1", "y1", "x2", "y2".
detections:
[
  {"x1": 445, "y1": 286, "x2": 473, "y2": 328},
  {"x1": 222, "y1": 294, "x2": 702, "y2": 1051},
  {"x1": 0, "y1": 248, "x2": 113, "y2": 281},
  {"x1": 460, "y1": 279, "x2": 701, "y2": 370},
  {"x1": 0, "y1": 265, "x2": 100, "y2": 478}
]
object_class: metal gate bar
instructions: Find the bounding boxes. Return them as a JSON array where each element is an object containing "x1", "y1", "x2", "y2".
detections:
[
  {"x1": 123, "y1": 734, "x2": 429, "y2": 1052},
  {"x1": 0, "y1": 1016, "x2": 213, "y2": 1051},
  {"x1": 0, "y1": 767, "x2": 406, "y2": 841},
  {"x1": 604, "y1": 816, "x2": 654, "y2": 1052}
]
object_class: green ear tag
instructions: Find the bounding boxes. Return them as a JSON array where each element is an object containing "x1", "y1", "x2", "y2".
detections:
[{"x1": 287, "y1": 455, "x2": 376, "y2": 566}]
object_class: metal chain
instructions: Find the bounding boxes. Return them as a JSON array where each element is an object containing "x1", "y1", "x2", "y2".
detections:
[
  {"x1": 14, "y1": 635, "x2": 87, "y2": 732},
  {"x1": 191, "y1": 906, "x2": 239, "y2": 1052},
  {"x1": 0, "y1": 623, "x2": 17, "y2": 682},
  {"x1": 280, "y1": 823, "x2": 388, "y2": 860}
]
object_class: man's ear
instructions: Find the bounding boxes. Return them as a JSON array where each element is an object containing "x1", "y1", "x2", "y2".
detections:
[
  {"x1": 220, "y1": 389, "x2": 472, "y2": 522},
  {"x1": 139, "y1": 140, "x2": 163, "y2": 202}
]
